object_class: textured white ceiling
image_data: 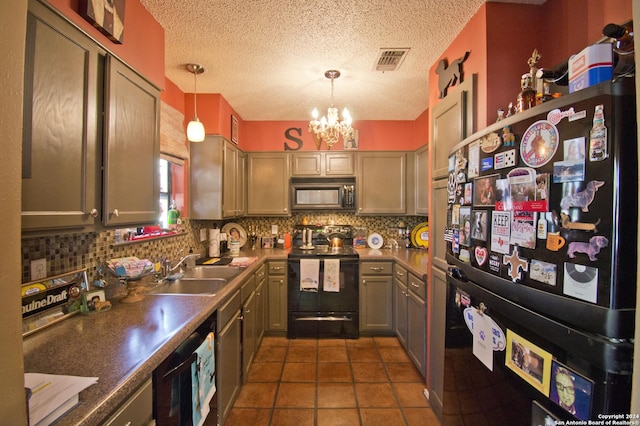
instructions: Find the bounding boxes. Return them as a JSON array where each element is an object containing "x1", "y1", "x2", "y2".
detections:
[{"x1": 140, "y1": 0, "x2": 545, "y2": 121}]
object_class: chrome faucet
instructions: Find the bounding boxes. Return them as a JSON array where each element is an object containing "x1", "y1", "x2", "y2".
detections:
[{"x1": 164, "y1": 253, "x2": 200, "y2": 276}]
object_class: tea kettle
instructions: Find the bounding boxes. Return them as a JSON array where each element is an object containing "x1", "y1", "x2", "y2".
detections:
[{"x1": 328, "y1": 234, "x2": 344, "y2": 248}]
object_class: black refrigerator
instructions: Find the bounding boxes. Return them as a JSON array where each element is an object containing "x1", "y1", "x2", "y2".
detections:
[{"x1": 442, "y1": 79, "x2": 636, "y2": 425}]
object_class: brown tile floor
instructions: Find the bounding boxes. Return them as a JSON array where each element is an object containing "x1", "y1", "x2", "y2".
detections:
[{"x1": 225, "y1": 336, "x2": 440, "y2": 426}]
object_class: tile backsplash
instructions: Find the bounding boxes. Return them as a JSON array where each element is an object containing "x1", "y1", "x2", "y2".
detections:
[{"x1": 21, "y1": 213, "x2": 427, "y2": 285}]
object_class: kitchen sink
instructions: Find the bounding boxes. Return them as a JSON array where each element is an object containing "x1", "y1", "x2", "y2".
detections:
[
  {"x1": 181, "y1": 266, "x2": 243, "y2": 280},
  {"x1": 147, "y1": 278, "x2": 228, "y2": 296}
]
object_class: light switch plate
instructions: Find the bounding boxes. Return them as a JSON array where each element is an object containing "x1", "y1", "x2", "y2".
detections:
[
  {"x1": 200, "y1": 228, "x2": 207, "y2": 242},
  {"x1": 30, "y1": 258, "x2": 47, "y2": 281},
  {"x1": 271, "y1": 224, "x2": 278, "y2": 235}
]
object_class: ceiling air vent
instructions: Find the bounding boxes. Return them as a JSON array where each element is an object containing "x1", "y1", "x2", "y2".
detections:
[{"x1": 374, "y1": 48, "x2": 410, "y2": 71}]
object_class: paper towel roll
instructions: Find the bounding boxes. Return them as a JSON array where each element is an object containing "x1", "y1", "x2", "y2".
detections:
[{"x1": 209, "y1": 229, "x2": 220, "y2": 257}]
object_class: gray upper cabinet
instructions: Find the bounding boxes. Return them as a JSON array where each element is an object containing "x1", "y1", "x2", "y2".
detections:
[
  {"x1": 247, "y1": 153, "x2": 290, "y2": 216},
  {"x1": 22, "y1": 2, "x2": 101, "y2": 230},
  {"x1": 103, "y1": 55, "x2": 160, "y2": 226},
  {"x1": 415, "y1": 145, "x2": 429, "y2": 215},
  {"x1": 291, "y1": 152, "x2": 354, "y2": 176},
  {"x1": 22, "y1": 0, "x2": 160, "y2": 230},
  {"x1": 357, "y1": 152, "x2": 406, "y2": 215},
  {"x1": 190, "y1": 136, "x2": 244, "y2": 220},
  {"x1": 430, "y1": 75, "x2": 475, "y2": 180}
]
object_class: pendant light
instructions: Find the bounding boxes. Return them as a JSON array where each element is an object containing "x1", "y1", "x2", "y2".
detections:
[{"x1": 186, "y1": 63, "x2": 205, "y2": 142}]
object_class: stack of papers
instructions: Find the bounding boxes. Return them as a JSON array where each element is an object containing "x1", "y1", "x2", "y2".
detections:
[{"x1": 25, "y1": 373, "x2": 98, "y2": 426}]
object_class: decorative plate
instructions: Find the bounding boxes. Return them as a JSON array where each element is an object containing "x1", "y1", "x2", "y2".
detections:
[
  {"x1": 520, "y1": 120, "x2": 559, "y2": 168},
  {"x1": 367, "y1": 233, "x2": 384, "y2": 249},
  {"x1": 411, "y1": 222, "x2": 429, "y2": 249},
  {"x1": 221, "y1": 223, "x2": 247, "y2": 247}
]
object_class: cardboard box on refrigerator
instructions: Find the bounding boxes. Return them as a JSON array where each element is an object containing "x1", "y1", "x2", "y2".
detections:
[{"x1": 568, "y1": 43, "x2": 613, "y2": 93}]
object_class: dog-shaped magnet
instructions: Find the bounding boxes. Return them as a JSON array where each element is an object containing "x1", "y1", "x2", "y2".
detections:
[
  {"x1": 560, "y1": 180, "x2": 604, "y2": 212},
  {"x1": 567, "y1": 235, "x2": 609, "y2": 261}
]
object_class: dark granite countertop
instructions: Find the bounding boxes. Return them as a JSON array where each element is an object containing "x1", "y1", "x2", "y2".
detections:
[{"x1": 22, "y1": 247, "x2": 427, "y2": 425}]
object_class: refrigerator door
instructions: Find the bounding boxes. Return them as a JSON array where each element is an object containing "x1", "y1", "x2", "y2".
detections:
[
  {"x1": 443, "y1": 270, "x2": 633, "y2": 424},
  {"x1": 445, "y1": 80, "x2": 637, "y2": 339}
]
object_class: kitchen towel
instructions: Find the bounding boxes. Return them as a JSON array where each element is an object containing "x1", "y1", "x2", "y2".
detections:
[
  {"x1": 192, "y1": 332, "x2": 216, "y2": 426},
  {"x1": 323, "y1": 259, "x2": 340, "y2": 292},
  {"x1": 300, "y1": 259, "x2": 320, "y2": 292}
]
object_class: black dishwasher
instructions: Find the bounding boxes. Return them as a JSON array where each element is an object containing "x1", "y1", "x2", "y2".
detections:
[{"x1": 153, "y1": 313, "x2": 217, "y2": 426}]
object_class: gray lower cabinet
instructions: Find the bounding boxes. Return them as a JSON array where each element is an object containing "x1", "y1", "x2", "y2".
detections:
[
  {"x1": 104, "y1": 378, "x2": 152, "y2": 426},
  {"x1": 241, "y1": 275, "x2": 257, "y2": 382},
  {"x1": 266, "y1": 261, "x2": 287, "y2": 333},
  {"x1": 217, "y1": 291, "x2": 242, "y2": 425},
  {"x1": 255, "y1": 264, "x2": 266, "y2": 343},
  {"x1": 428, "y1": 266, "x2": 447, "y2": 419},
  {"x1": 359, "y1": 261, "x2": 393, "y2": 333},
  {"x1": 394, "y1": 265, "x2": 427, "y2": 377}
]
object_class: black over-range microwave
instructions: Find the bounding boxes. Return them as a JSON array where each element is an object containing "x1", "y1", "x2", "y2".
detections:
[{"x1": 290, "y1": 177, "x2": 356, "y2": 211}]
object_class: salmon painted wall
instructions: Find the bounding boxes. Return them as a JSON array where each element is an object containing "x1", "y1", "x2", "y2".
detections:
[
  {"x1": 45, "y1": 0, "x2": 165, "y2": 88},
  {"x1": 429, "y1": 0, "x2": 632, "y2": 130}
]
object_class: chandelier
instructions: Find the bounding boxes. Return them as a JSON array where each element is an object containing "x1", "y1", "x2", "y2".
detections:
[{"x1": 309, "y1": 70, "x2": 354, "y2": 149}]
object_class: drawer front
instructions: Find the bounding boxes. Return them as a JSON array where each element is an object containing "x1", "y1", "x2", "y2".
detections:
[
  {"x1": 268, "y1": 261, "x2": 286, "y2": 275},
  {"x1": 361, "y1": 261, "x2": 393, "y2": 275},
  {"x1": 217, "y1": 290, "x2": 241, "y2": 331},
  {"x1": 104, "y1": 378, "x2": 153, "y2": 426},
  {"x1": 408, "y1": 273, "x2": 426, "y2": 301},
  {"x1": 255, "y1": 263, "x2": 266, "y2": 282},
  {"x1": 394, "y1": 264, "x2": 408, "y2": 284},
  {"x1": 241, "y1": 275, "x2": 256, "y2": 302}
]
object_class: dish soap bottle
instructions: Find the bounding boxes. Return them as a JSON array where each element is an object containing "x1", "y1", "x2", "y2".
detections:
[{"x1": 167, "y1": 200, "x2": 180, "y2": 230}]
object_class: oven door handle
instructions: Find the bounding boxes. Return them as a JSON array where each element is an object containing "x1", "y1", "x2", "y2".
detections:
[{"x1": 294, "y1": 316, "x2": 353, "y2": 321}]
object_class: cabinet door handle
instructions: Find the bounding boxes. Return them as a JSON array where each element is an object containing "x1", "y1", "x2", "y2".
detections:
[
  {"x1": 370, "y1": 267, "x2": 384, "y2": 272},
  {"x1": 410, "y1": 282, "x2": 420, "y2": 288},
  {"x1": 111, "y1": 209, "x2": 119, "y2": 217},
  {"x1": 245, "y1": 309, "x2": 251, "y2": 314},
  {"x1": 88, "y1": 208, "x2": 99, "y2": 218},
  {"x1": 396, "y1": 271, "x2": 404, "y2": 277}
]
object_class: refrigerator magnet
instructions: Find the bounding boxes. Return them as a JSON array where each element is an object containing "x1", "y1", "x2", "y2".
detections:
[
  {"x1": 459, "y1": 207, "x2": 472, "y2": 247},
  {"x1": 532, "y1": 401, "x2": 560, "y2": 425},
  {"x1": 489, "y1": 254, "x2": 501, "y2": 274},
  {"x1": 503, "y1": 247, "x2": 528, "y2": 282},
  {"x1": 559, "y1": 212, "x2": 601, "y2": 233},
  {"x1": 505, "y1": 329, "x2": 553, "y2": 396},
  {"x1": 495, "y1": 149, "x2": 517, "y2": 169},
  {"x1": 520, "y1": 120, "x2": 559, "y2": 168},
  {"x1": 474, "y1": 246, "x2": 488, "y2": 266},
  {"x1": 550, "y1": 361, "x2": 593, "y2": 421},
  {"x1": 471, "y1": 210, "x2": 488, "y2": 241},
  {"x1": 481, "y1": 132, "x2": 502, "y2": 153},
  {"x1": 491, "y1": 211, "x2": 511, "y2": 254},
  {"x1": 468, "y1": 140, "x2": 480, "y2": 178},
  {"x1": 559, "y1": 180, "x2": 605, "y2": 212},
  {"x1": 473, "y1": 174, "x2": 499, "y2": 207},
  {"x1": 502, "y1": 125, "x2": 515, "y2": 147},
  {"x1": 563, "y1": 263, "x2": 598, "y2": 303},
  {"x1": 529, "y1": 259, "x2": 557, "y2": 286},
  {"x1": 567, "y1": 235, "x2": 609, "y2": 261}
]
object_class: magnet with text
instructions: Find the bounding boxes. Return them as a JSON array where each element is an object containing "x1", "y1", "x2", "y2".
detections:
[
  {"x1": 559, "y1": 180, "x2": 604, "y2": 212},
  {"x1": 491, "y1": 211, "x2": 511, "y2": 254},
  {"x1": 503, "y1": 247, "x2": 528, "y2": 282},
  {"x1": 467, "y1": 140, "x2": 480, "y2": 178},
  {"x1": 481, "y1": 157, "x2": 494, "y2": 172},
  {"x1": 474, "y1": 246, "x2": 489, "y2": 266},
  {"x1": 481, "y1": 132, "x2": 502, "y2": 153},
  {"x1": 510, "y1": 211, "x2": 537, "y2": 250},
  {"x1": 567, "y1": 236, "x2": 608, "y2": 261},
  {"x1": 520, "y1": 120, "x2": 559, "y2": 168},
  {"x1": 547, "y1": 107, "x2": 576, "y2": 125},
  {"x1": 489, "y1": 254, "x2": 501, "y2": 274}
]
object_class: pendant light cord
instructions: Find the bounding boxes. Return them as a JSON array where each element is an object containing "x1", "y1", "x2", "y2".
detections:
[{"x1": 193, "y1": 68, "x2": 198, "y2": 118}]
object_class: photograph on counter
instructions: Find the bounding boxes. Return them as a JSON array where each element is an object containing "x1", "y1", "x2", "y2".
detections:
[
  {"x1": 471, "y1": 210, "x2": 488, "y2": 241},
  {"x1": 459, "y1": 207, "x2": 472, "y2": 247},
  {"x1": 506, "y1": 329, "x2": 552, "y2": 395},
  {"x1": 82, "y1": 289, "x2": 110, "y2": 313},
  {"x1": 549, "y1": 361, "x2": 593, "y2": 421},
  {"x1": 474, "y1": 174, "x2": 499, "y2": 207}
]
